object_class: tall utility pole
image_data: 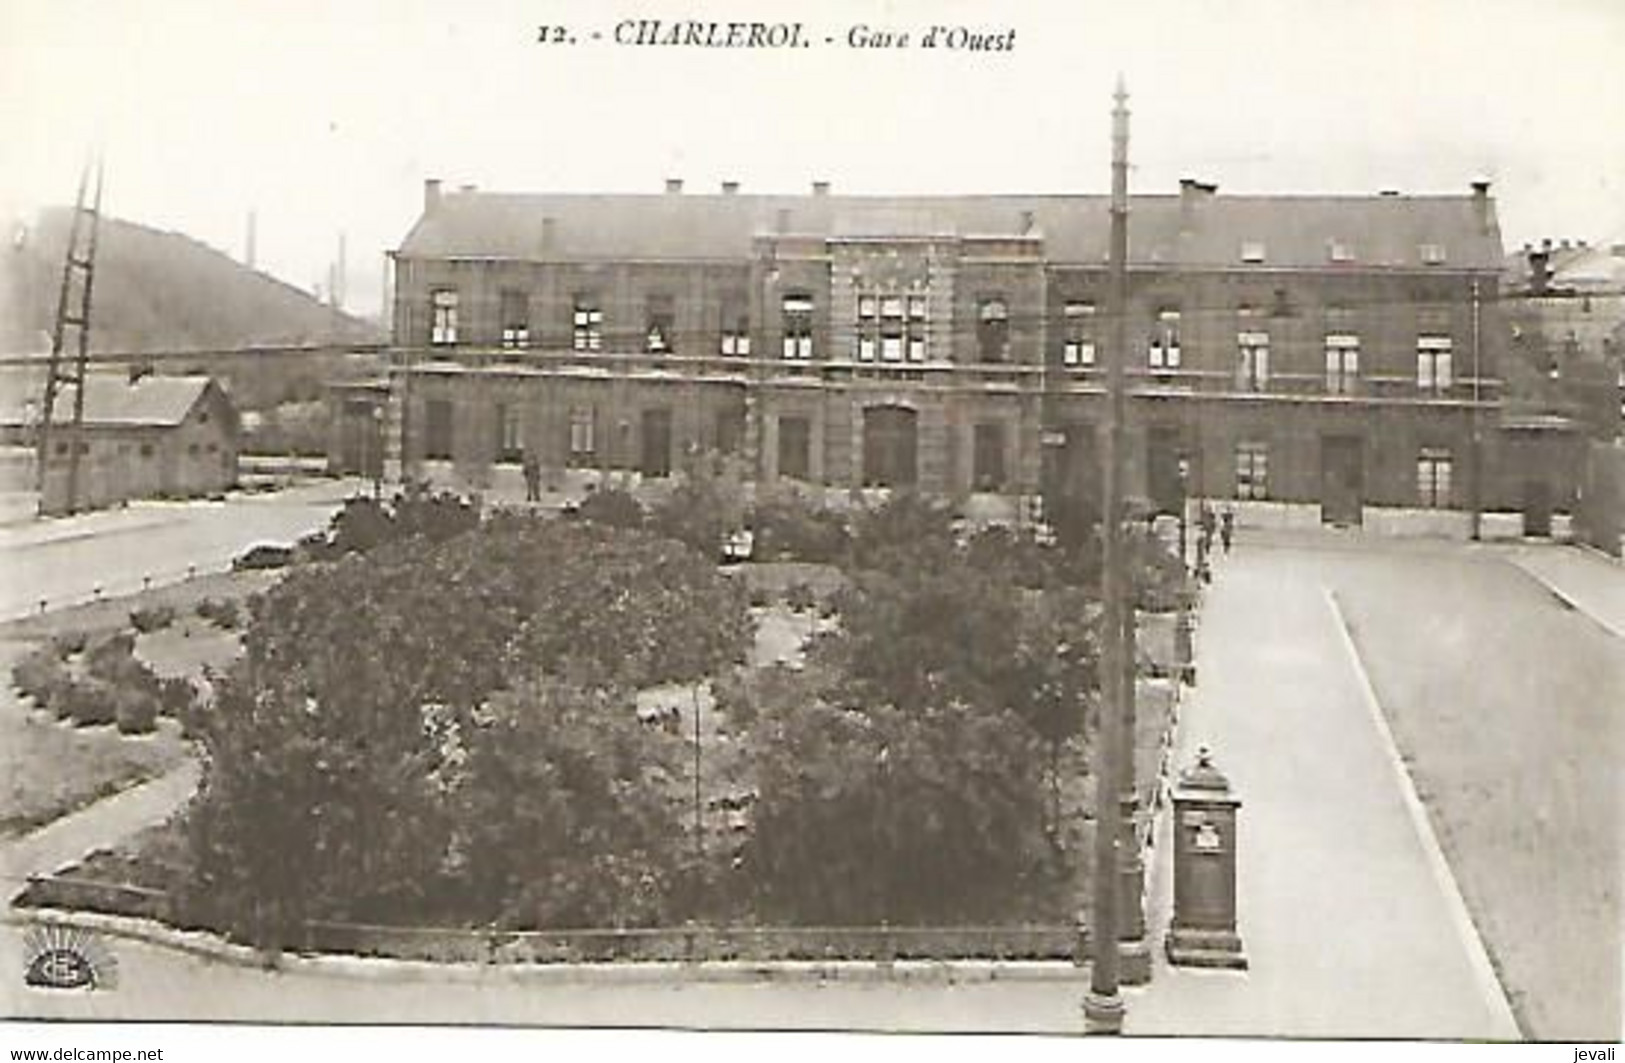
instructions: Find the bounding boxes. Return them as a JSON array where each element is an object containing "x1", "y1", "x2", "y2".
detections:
[
  {"x1": 36, "y1": 156, "x2": 104, "y2": 517},
  {"x1": 1469, "y1": 277, "x2": 1483, "y2": 540},
  {"x1": 1084, "y1": 76, "x2": 1131, "y2": 1036}
]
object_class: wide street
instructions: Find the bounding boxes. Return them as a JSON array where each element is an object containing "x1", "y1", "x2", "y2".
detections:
[
  {"x1": 2, "y1": 519, "x2": 1620, "y2": 1039},
  {"x1": 0, "y1": 480, "x2": 357, "y2": 621}
]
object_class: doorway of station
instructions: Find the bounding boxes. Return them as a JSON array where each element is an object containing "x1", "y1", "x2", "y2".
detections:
[{"x1": 1320, "y1": 434, "x2": 1365, "y2": 526}]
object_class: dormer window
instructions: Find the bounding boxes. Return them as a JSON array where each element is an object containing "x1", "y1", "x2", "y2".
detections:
[
  {"x1": 1420, "y1": 243, "x2": 1447, "y2": 265},
  {"x1": 1240, "y1": 241, "x2": 1267, "y2": 263},
  {"x1": 1328, "y1": 241, "x2": 1355, "y2": 263}
]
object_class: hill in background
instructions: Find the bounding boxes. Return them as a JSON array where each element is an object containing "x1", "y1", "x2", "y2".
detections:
[{"x1": 2, "y1": 208, "x2": 383, "y2": 355}]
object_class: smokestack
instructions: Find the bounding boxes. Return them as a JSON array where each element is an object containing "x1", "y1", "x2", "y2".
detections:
[
  {"x1": 1179, "y1": 178, "x2": 1217, "y2": 227},
  {"x1": 811, "y1": 180, "x2": 831, "y2": 196},
  {"x1": 721, "y1": 181, "x2": 740, "y2": 195},
  {"x1": 1471, "y1": 180, "x2": 1492, "y2": 234},
  {"x1": 665, "y1": 178, "x2": 684, "y2": 194},
  {"x1": 335, "y1": 232, "x2": 347, "y2": 311},
  {"x1": 424, "y1": 179, "x2": 443, "y2": 212}
]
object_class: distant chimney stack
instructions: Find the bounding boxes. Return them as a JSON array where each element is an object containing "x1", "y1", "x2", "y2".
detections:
[
  {"x1": 721, "y1": 180, "x2": 740, "y2": 195},
  {"x1": 1179, "y1": 178, "x2": 1217, "y2": 226},
  {"x1": 1528, "y1": 248, "x2": 1552, "y2": 295},
  {"x1": 424, "y1": 179, "x2": 443, "y2": 212},
  {"x1": 1471, "y1": 180, "x2": 1492, "y2": 233},
  {"x1": 812, "y1": 180, "x2": 831, "y2": 196},
  {"x1": 665, "y1": 178, "x2": 684, "y2": 194}
]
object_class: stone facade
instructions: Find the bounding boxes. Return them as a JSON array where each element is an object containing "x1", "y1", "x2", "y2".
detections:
[{"x1": 383, "y1": 182, "x2": 1543, "y2": 531}]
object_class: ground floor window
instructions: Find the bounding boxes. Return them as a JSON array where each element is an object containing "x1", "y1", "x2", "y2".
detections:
[
  {"x1": 973, "y1": 422, "x2": 1007, "y2": 491},
  {"x1": 424, "y1": 399, "x2": 454, "y2": 460},
  {"x1": 568, "y1": 407, "x2": 597, "y2": 466},
  {"x1": 862, "y1": 405, "x2": 918, "y2": 487},
  {"x1": 1235, "y1": 440, "x2": 1269, "y2": 500},
  {"x1": 1417, "y1": 447, "x2": 1453, "y2": 508},
  {"x1": 494, "y1": 403, "x2": 523, "y2": 463},
  {"x1": 778, "y1": 415, "x2": 811, "y2": 480}
]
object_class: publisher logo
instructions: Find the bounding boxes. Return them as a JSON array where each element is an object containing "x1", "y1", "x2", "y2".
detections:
[{"x1": 22, "y1": 924, "x2": 117, "y2": 990}]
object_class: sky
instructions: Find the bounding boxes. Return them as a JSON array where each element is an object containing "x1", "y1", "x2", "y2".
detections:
[{"x1": 3, "y1": 0, "x2": 1622, "y2": 320}]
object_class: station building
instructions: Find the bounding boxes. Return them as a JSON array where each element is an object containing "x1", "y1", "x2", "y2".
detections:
[{"x1": 371, "y1": 176, "x2": 1568, "y2": 535}]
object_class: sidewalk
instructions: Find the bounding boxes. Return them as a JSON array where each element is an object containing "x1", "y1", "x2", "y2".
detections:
[
  {"x1": 1491, "y1": 542, "x2": 1625, "y2": 639},
  {"x1": 1125, "y1": 545, "x2": 1521, "y2": 1039}
]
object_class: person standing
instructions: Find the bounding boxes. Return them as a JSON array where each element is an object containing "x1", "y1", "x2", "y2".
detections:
[
  {"x1": 1220, "y1": 506, "x2": 1235, "y2": 554},
  {"x1": 522, "y1": 449, "x2": 542, "y2": 503}
]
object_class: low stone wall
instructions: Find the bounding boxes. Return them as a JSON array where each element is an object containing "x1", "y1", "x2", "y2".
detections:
[{"x1": 1360, "y1": 507, "x2": 1474, "y2": 539}]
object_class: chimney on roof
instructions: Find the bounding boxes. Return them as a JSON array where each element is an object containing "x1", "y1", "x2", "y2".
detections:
[
  {"x1": 1020, "y1": 210, "x2": 1036, "y2": 235},
  {"x1": 812, "y1": 180, "x2": 831, "y2": 196},
  {"x1": 424, "y1": 179, "x2": 443, "y2": 213},
  {"x1": 1542, "y1": 237, "x2": 1554, "y2": 250},
  {"x1": 1528, "y1": 247, "x2": 1552, "y2": 296},
  {"x1": 1559, "y1": 238, "x2": 1571, "y2": 250},
  {"x1": 1379, "y1": 189, "x2": 1400, "y2": 197},
  {"x1": 541, "y1": 217, "x2": 557, "y2": 252},
  {"x1": 1179, "y1": 178, "x2": 1217, "y2": 228},
  {"x1": 665, "y1": 178, "x2": 684, "y2": 194},
  {"x1": 1470, "y1": 180, "x2": 1492, "y2": 234},
  {"x1": 721, "y1": 181, "x2": 740, "y2": 195}
]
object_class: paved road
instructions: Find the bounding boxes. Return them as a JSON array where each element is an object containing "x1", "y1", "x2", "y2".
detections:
[
  {"x1": 0, "y1": 481, "x2": 356, "y2": 620},
  {"x1": 1125, "y1": 539, "x2": 1522, "y2": 1040}
]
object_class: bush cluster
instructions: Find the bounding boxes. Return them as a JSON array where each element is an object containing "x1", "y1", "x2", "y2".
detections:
[
  {"x1": 11, "y1": 630, "x2": 190, "y2": 735},
  {"x1": 194, "y1": 597, "x2": 242, "y2": 630},
  {"x1": 129, "y1": 605, "x2": 178, "y2": 634}
]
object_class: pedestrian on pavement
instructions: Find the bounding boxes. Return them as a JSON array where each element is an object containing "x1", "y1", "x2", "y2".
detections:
[
  {"x1": 1220, "y1": 507, "x2": 1234, "y2": 554},
  {"x1": 522, "y1": 450, "x2": 542, "y2": 503}
]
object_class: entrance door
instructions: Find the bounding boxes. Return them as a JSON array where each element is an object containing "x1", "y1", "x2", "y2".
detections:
[
  {"x1": 1320, "y1": 435, "x2": 1364, "y2": 526},
  {"x1": 640, "y1": 408, "x2": 672, "y2": 478},
  {"x1": 1523, "y1": 480, "x2": 1552, "y2": 537},
  {"x1": 862, "y1": 406, "x2": 918, "y2": 487},
  {"x1": 1147, "y1": 426, "x2": 1186, "y2": 517}
]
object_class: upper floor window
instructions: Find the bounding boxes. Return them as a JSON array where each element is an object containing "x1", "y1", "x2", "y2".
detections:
[
  {"x1": 568, "y1": 406, "x2": 596, "y2": 464},
  {"x1": 720, "y1": 295, "x2": 751, "y2": 356},
  {"x1": 430, "y1": 289, "x2": 458, "y2": 345},
  {"x1": 1419, "y1": 243, "x2": 1447, "y2": 265},
  {"x1": 1240, "y1": 241, "x2": 1267, "y2": 264},
  {"x1": 1063, "y1": 301, "x2": 1097, "y2": 367},
  {"x1": 645, "y1": 294, "x2": 675, "y2": 354},
  {"x1": 782, "y1": 294, "x2": 814, "y2": 360},
  {"x1": 1150, "y1": 308, "x2": 1181, "y2": 370},
  {"x1": 500, "y1": 290, "x2": 529, "y2": 349},
  {"x1": 1237, "y1": 330, "x2": 1270, "y2": 391},
  {"x1": 858, "y1": 292, "x2": 927, "y2": 363},
  {"x1": 1327, "y1": 240, "x2": 1355, "y2": 264},
  {"x1": 978, "y1": 298, "x2": 1009, "y2": 363},
  {"x1": 1325, "y1": 304, "x2": 1358, "y2": 334},
  {"x1": 494, "y1": 403, "x2": 523, "y2": 463},
  {"x1": 1418, "y1": 336, "x2": 1454, "y2": 393},
  {"x1": 1325, "y1": 334, "x2": 1360, "y2": 395},
  {"x1": 573, "y1": 298, "x2": 603, "y2": 352}
]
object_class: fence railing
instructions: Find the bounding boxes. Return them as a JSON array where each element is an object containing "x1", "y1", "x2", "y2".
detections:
[{"x1": 14, "y1": 873, "x2": 1085, "y2": 965}]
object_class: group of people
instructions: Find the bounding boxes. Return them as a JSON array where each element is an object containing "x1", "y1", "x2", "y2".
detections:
[{"x1": 1192, "y1": 502, "x2": 1235, "y2": 584}]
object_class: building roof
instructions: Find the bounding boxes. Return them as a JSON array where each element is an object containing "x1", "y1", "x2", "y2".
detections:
[
  {"x1": 397, "y1": 188, "x2": 1505, "y2": 271},
  {"x1": 0, "y1": 374, "x2": 217, "y2": 429}
]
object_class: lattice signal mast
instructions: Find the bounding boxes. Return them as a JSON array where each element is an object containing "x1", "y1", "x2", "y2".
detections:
[{"x1": 36, "y1": 157, "x2": 104, "y2": 516}]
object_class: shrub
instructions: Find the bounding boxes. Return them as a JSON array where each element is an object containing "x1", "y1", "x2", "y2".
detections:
[
  {"x1": 116, "y1": 691, "x2": 160, "y2": 734},
  {"x1": 129, "y1": 604, "x2": 178, "y2": 634},
  {"x1": 194, "y1": 598, "x2": 241, "y2": 630},
  {"x1": 576, "y1": 487, "x2": 645, "y2": 531},
  {"x1": 52, "y1": 631, "x2": 89, "y2": 658},
  {"x1": 65, "y1": 679, "x2": 118, "y2": 728},
  {"x1": 13, "y1": 645, "x2": 69, "y2": 710},
  {"x1": 157, "y1": 676, "x2": 198, "y2": 718},
  {"x1": 747, "y1": 585, "x2": 775, "y2": 609},
  {"x1": 784, "y1": 581, "x2": 819, "y2": 614},
  {"x1": 751, "y1": 494, "x2": 850, "y2": 563}
]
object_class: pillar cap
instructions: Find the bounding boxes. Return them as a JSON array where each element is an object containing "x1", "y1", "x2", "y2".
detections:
[{"x1": 1176, "y1": 745, "x2": 1234, "y2": 794}]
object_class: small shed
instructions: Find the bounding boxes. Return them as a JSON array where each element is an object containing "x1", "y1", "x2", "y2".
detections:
[{"x1": 1, "y1": 374, "x2": 240, "y2": 513}]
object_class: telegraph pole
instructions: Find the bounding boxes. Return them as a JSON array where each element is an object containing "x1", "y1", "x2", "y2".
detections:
[
  {"x1": 1470, "y1": 277, "x2": 1483, "y2": 540},
  {"x1": 1084, "y1": 75, "x2": 1131, "y2": 1036}
]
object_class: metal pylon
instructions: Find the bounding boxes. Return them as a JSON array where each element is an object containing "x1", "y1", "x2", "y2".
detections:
[{"x1": 36, "y1": 156, "x2": 104, "y2": 517}]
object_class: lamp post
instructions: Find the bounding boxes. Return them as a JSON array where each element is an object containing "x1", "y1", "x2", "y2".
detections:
[{"x1": 1083, "y1": 76, "x2": 1132, "y2": 1036}]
